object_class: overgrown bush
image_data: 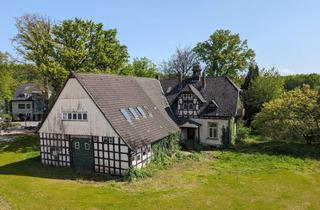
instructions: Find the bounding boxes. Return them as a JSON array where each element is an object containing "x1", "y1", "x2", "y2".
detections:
[
  {"x1": 125, "y1": 132, "x2": 200, "y2": 181},
  {"x1": 237, "y1": 120, "x2": 250, "y2": 141}
]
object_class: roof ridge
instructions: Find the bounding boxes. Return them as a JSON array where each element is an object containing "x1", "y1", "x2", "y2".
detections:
[{"x1": 74, "y1": 72, "x2": 158, "y2": 81}]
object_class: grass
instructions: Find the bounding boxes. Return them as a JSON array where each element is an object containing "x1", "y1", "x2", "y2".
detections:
[{"x1": 0, "y1": 135, "x2": 320, "y2": 209}]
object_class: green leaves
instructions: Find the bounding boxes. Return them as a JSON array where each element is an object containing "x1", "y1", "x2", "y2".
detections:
[
  {"x1": 13, "y1": 15, "x2": 129, "y2": 93},
  {"x1": 119, "y1": 57, "x2": 158, "y2": 77},
  {"x1": 253, "y1": 85, "x2": 320, "y2": 144},
  {"x1": 194, "y1": 29, "x2": 255, "y2": 80},
  {"x1": 52, "y1": 18, "x2": 128, "y2": 73}
]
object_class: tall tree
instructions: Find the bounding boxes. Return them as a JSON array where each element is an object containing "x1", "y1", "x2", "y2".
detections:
[
  {"x1": 13, "y1": 15, "x2": 129, "y2": 93},
  {"x1": 52, "y1": 18, "x2": 128, "y2": 73},
  {"x1": 244, "y1": 68, "x2": 284, "y2": 126},
  {"x1": 161, "y1": 46, "x2": 198, "y2": 78},
  {"x1": 13, "y1": 14, "x2": 59, "y2": 99},
  {"x1": 241, "y1": 63, "x2": 260, "y2": 90},
  {"x1": 253, "y1": 85, "x2": 320, "y2": 144},
  {"x1": 0, "y1": 52, "x2": 17, "y2": 112},
  {"x1": 194, "y1": 29, "x2": 255, "y2": 80}
]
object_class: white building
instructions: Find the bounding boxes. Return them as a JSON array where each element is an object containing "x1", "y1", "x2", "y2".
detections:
[{"x1": 161, "y1": 65, "x2": 243, "y2": 147}]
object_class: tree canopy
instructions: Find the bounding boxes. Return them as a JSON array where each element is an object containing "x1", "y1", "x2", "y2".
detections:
[
  {"x1": 194, "y1": 29, "x2": 255, "y2": 80},
  {"x1": 119, "y1": 57, "x2": 158, "y2": 78},
  {"x1": 243, "y1": 68, "x2": 284, "y2": 126},
  {"x1": 13, "y1": 14, "x2": 129, "y2": 93},
  {"x1": 283, "y1": 73, "x2": 320, "y2": 91},
  {"x1": 161, "y1": 46, "x2": 198, "y2": 78},
  {"x1": 253, "y1": 85, "x2": 320, "y2": 144}
]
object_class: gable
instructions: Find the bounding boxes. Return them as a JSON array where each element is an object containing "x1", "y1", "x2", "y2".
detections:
[
  {"x1": 39, "y1": 78, "x2": 118, "y2": 137},
  {"x1": 161, "y1": 76, "x2": 240, "y2": 117}
]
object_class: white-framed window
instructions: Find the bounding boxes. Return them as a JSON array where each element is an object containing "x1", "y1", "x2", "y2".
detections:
[
  {"x1": 208, "y1": 122, "x2": 218, "y2": 139},
  {"x1": 61, "y1": 112, "x2": 88, "y2": 121},
  {"x1": 189, "y1": 103, "x2": 194, "y2": 110}
]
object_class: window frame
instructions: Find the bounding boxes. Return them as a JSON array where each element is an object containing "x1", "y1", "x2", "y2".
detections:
[
  {"x1": 61, "y1": 112, "x2": 88, "y2": 121},
  {"x1": 120, "y1": 108, "x2": 132, "y2": 123},
  {"x1": 208, "y1": 122, "x2": 218, "y2": 139}
]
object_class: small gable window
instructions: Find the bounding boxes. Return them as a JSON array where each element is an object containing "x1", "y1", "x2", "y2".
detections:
[
  {"x1": 83, "y1": 113, "x2": 87, "y2": 120},
  {"x1": 61, "y1": 112, "x2": 88, "y2": 121}
]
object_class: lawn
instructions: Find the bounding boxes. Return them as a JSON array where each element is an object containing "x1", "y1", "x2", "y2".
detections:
[{"x1": 0, "y1": 135, "x2": 320, "y2": 210}]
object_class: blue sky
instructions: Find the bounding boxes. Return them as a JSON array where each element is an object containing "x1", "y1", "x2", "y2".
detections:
[{"x1": 1, "y1": 0, "x2": 320, "y2": 74}]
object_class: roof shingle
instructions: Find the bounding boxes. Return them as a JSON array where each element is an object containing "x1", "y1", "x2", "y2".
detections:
[{"x1": 74, "y1": 73, "x2": 179, "y2": 150}]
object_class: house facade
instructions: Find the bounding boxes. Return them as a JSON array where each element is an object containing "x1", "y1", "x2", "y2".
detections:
[
  {"x1": 161, "y1": 65, "x2": 243, "y2": 147},
  {"x1": 11, "y1": 83, "x2": 46, "y2": 121},
  {"x1": 38, "y1": 73, "x2": 179, "y2": 176}
]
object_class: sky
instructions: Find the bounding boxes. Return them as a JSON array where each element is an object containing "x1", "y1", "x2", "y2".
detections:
[{"x1": 1, "y1": 0, "x2": 320, "y2": 74}]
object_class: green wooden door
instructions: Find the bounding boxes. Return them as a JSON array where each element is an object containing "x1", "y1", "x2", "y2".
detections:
[{"x1": 72, "y1": 137, "x2": 93, "y2": 172}]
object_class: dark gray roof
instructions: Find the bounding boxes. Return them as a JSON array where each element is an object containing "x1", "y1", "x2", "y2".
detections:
[
  {"x1": 73, "y1": 73, "x2": 179, "y2": 150},
  {"x1": 160, "y1": 76, "x2": 240, "y2": 117},
  {"x1": 13, "y1": 83, "x2": 41, "y2": 100}
]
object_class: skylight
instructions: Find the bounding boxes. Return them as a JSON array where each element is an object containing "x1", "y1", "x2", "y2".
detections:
[
  {"x1": 120, "y1": 108, "x2": 132, "y2": 123},
  {"x1": 129, "y1": 107, "x2": 139, "y2": 119},
  {"x1": 137, "y1": 106, "x2": 147, "y2": 118}
]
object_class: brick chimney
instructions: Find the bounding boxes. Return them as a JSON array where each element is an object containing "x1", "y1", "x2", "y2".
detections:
[
  {"x1": 192, "y1": 64, "x2": 201, "y2": 81},
  {"x1": 202, "y1": 71, "x2": 206, "y2": 89}
]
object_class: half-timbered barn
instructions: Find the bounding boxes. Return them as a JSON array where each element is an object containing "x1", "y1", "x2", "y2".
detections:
[
  {"x1": 161, "y1": 65, "x2": 243, "y2": 147},
  {"x1": 38, "y1": 72, "x2": 179, "y2": 176}
]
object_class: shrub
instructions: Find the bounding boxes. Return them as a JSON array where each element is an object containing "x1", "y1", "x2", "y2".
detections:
[
  {"x1": 237, "y1": 120, "x2": 250, "y2": 141},
  {"x1": 125, "y1": 132, "x2": 200, "y2": 181}
]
